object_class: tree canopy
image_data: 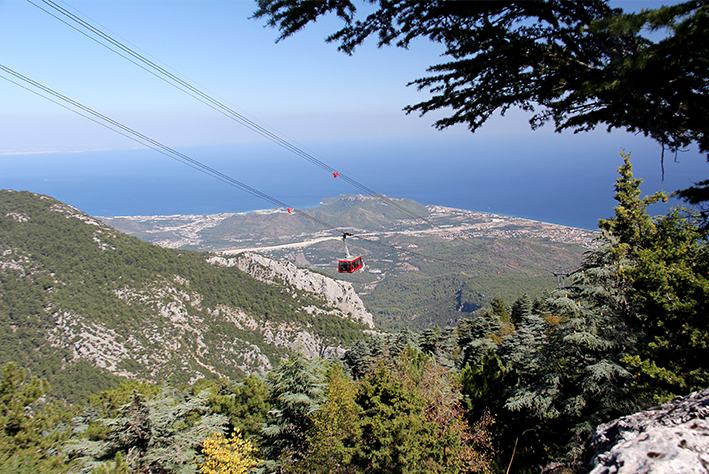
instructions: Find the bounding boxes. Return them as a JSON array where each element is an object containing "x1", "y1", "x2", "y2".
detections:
[{"x1": 254, "y1": 0, "x2": 709, "y2": 202}]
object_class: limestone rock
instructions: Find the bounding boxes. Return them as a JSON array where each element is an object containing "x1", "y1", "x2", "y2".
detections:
[
  {"x1": 588, "y1": 389, "x2": 709, "y2": 474},
  {"x1": 208, "y1": 252, "x2": 374, "y2": 328}
]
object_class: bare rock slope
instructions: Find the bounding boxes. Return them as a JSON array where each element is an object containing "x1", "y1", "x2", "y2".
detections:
[
  {"x1": 208, "y1": 252, "x2": 374, "y2": 328},
  {"x1": 588, "y1": 389, "x2": 709, "y2": 474}
]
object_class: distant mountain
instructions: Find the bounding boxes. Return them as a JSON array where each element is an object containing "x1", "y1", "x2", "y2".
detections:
[
  {"x1": 0, "y1": 190, "x2": 372, "y2": 400},
  {"x1": 101, "y1": 194, "x2": 431, "y2": 250},
  {"x1": 101, "y1": 194, "x2": 598, "y2": 330}
]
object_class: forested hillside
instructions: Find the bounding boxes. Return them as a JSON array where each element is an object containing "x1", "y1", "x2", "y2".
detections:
[
  {"x1": 0, "y1": 190, "x2": 370, "y2": 400},
  {"x1": 2, "y1": 0, "x2": 709, "y2": 471},
  {"x1": 0, "y1": 158, "x2": 708, "y2": 473}
]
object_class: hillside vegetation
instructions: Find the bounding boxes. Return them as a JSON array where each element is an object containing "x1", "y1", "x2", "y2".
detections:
[
  {"x1": 0, "y1": 157, "x2": 707, "y2": 474},
  {"x1": 0, "y1": 190, "x2": 370, "y2": 400}
]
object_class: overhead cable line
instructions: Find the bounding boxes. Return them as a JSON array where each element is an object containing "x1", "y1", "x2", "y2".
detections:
[
  {"x1": 28, "y1": 0, "x2": 450, "y2": 230},
  {"x1": 0, "y1": 63, "x2": 476, "y2": 268},
  {"x1": 0, "y1": 64, "x2": 330, "y2": 232}
]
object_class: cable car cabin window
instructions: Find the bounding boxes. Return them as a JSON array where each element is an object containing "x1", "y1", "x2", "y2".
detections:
[{"x1": 338, "y1": 257, "x2": 363, "y2": 273}]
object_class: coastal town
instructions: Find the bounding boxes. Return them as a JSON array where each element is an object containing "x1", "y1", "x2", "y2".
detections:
[{"x1": 99, "y1": 201, "x2": 599, "y2": 253}]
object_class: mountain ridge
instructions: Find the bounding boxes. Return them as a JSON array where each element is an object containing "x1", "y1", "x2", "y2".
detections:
[{"x1": 0, "y1": 190, "x2": 371, "y2": 399}]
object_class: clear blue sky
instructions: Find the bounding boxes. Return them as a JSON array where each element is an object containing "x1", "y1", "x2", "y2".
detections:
[
  {"x1": 0, "y1": 0, "x2": 697, "y2": 150},
  {"x1": 0, "y1": 0, "x2": 452, "y2": 151},
  {"x1": 0, "y1": 0, "x2": 706, "y2": 226}
]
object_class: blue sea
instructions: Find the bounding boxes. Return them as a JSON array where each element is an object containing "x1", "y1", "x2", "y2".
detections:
[{"x1": 1, "y1": 131, "x2": 706, "y2": 230}]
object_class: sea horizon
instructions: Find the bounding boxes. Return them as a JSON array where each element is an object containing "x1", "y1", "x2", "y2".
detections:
[{"x1": 1, "y1": 134, "x2": 705, "y2": 231}]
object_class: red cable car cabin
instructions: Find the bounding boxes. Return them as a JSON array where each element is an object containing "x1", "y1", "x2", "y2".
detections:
[
  {"x1": 338, "y1": 232, "x2": 363, "y2": 273},
  {"x1": 338, "y1": 256, "x2": 363, "y2": 273}
]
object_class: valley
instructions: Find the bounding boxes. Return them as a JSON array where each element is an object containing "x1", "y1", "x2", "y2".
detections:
[{"x1": 101, "y1": 194, "x2": 599, "y2": 329}]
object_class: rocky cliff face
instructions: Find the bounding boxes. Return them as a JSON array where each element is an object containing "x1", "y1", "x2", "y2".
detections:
[
  {"x1": 587, "y1": 389, "x2": 709, "y2": 474},
  {"x1": 208, "y1": 252, "x2": 374, "y2": 328},
  {"x1": 43, "y1": 252, "x2": 372, "y2": 383}
]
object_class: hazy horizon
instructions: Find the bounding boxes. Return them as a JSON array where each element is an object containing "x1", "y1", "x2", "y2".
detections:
[{"x1": 1, "y1": 0, "x2": 706, "y2": 231}]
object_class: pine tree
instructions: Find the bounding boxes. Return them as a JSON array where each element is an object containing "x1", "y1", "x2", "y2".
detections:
[
  {"x1": 200, "y1": 375, "x2": 270, "y2": 440},
  {"x1": 456, "y1": 308, "x2": 504, "y2": 369},
  {"x1": 0, "y1": 363, "x2": 71, "y2": 474},
  {"x1": 623, "y1": 208, "x2": 709, "y2": 399},
  {"x1": 461, "y1": 352, "x2": 515, "y2": 426},
  {"x1": 600, "y1": 152, "x2": 709, "y2": 402},
  {"x1": 288, "y1": 364, "x2": 361, "y2": 474},
  {"x1": 352, "y1": 350, "x2": 492, "y2": 473},
  {"x1": 510, "y1": 293, "x2": 533, "y2": 328},
  {"x1": 106, "y1": 391, "x2": 151, "y2": 469},
  {"x1": 493, "y1": 313, "x2": 554, "y2": 472},
  {"x1": 487, "y1": 154, "x2": 708, "y2": 468},
  {"x1": 502, "y1": 236, "x2": 640, "y2": 465},
  {"x1": 67, "y1": 388, "x2": 228, "y2": 473},
  {"x1": 461, "y1": 352, "x2": 521, "y2": 474},
  {"x1": 386, "y1": 328, "x2": 419, "y2": 357},
  {"x1": 0, "y1": 363, "x2": 51, "y2": 440},
  {"x1": 598, "y1": 152, "x2": 667, "y2": 253},
  {"x1": 498, "y1": 314, "x2": 548, "y2": 378},
  {"x1": 489, "y1": 297, "x2": 510, "y2": 322},
  {"x1": 260, "y1": 355, "x2": 326, "y2": 470},
  {"x1": 342, "y1": 339, "x2": 373, "y2": 380},
  {"x1": 419, "y1": 327, "x2": 457, "y2": 368}
]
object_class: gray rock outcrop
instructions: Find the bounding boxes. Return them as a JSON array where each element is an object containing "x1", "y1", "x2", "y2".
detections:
[
  {"x1": 208, "y1": 252, "x2": 375, "y2": 328},
  {"x1": 588, "y1": 389, "x2": 709, "y2": 474}
]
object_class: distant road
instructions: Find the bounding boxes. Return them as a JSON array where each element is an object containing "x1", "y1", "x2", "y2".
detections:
[
  {"x1": 218, "y1": 222, "x2": 505, "y2": 255},
  {"x1": 220, "y1": 235, "x2": 341, "y2": 255},
  {"x1": 101, "y1": 200, "x2": 598, "y2": 253}
]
